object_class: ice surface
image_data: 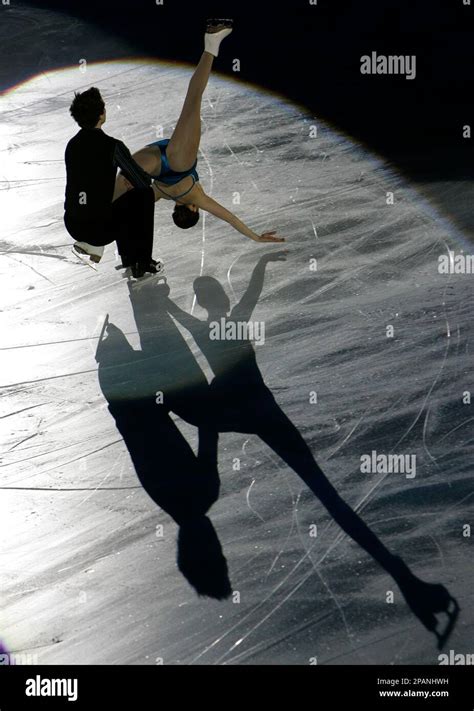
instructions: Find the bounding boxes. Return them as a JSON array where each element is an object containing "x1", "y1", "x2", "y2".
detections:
[{"x1": 0, "y1": 59, "x2": 472, "y2": 665}]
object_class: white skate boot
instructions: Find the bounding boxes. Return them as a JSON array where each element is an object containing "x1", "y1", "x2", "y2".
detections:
[{"x1": 72, "y1": 241, "x2": 104, "y2": 271}]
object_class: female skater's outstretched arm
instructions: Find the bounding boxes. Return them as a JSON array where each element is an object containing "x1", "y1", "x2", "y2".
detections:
[{"x1": 193, "y1": 192, "x2": 284, "y2": 243}]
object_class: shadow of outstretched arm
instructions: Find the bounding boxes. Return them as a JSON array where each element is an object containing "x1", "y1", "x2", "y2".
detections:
[{"x1": 231, "y1": 251, "x2": 288, "y2": 322}]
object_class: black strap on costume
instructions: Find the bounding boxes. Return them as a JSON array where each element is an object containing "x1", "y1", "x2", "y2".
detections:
[{"x1": 153, "y1": 176, "x2": 197, "y2": 203}]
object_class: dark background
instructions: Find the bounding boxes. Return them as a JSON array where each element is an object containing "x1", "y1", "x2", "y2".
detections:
[{"x1": 2, "y1": 0, "x2": 473, "y2": 211}]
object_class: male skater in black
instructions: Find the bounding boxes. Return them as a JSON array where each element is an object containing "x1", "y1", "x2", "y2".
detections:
[{"x1": 64, "y1": 87, "x2": 162, "y2": 278}]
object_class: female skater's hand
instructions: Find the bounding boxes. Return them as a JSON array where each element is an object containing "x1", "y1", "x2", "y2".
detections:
[{"x1": 253, "y1": 231, "x2": 285, "y2": 243}]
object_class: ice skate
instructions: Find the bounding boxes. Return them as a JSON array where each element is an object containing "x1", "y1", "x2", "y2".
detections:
[
  {"x1": 72, "y1": 241, "x2": 104, "y2": 271},
  {"x1": 204, "y1": 19, "x2": 233, "y2": 57},
  {"x1": 125, "y1": 258, "x2": 166, "y2": 289},
  {"x1": 131, "y1": 257, "x2": 165, "y2": 278}
]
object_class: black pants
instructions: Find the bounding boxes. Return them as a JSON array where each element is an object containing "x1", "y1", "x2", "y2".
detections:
[{"x1": 64, "y1": 187, "x2": 155, "y2": 263}]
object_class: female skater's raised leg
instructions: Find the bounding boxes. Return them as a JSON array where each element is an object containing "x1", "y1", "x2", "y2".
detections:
[{"x1": 166, "y1": 20, "x2": 233, "y2": 172}]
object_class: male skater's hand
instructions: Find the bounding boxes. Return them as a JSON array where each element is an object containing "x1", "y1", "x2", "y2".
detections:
[{"x1": 253, "y1": 230, "x2": 285, "y2": 243}]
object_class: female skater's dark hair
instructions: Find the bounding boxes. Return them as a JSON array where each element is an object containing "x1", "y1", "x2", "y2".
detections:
[
  {"x1": 193, "y1": 276, "x2": 231, "y2": 314},
  {"x1": 172, "y1": 204, "x2": 200, "y2": 229},
  {"x1": 69, "y1": 87, "x2": 105, "y2": 129}
]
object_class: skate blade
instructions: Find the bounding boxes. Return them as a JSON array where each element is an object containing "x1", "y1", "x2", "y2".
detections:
[
  {"x1": 206, "y1": 20, "x2": 233, "y2": 33},
  {"x1": 116, "y1": 262, "x2": 165, "y2": 273},
  {"x1": 207, "y1": 18, "x2": 233, "y2": 27},
  {"x1": 124, "y1": 268, "x2": 167, "y2": 289},
  {"x1": 435, "y1": 597, "x2": 460, "y2": 650},
  {"x1": 71, "y1": 246, "x2": 99, "y2": 271}
]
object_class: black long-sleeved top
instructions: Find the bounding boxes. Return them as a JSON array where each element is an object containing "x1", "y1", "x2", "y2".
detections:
[{"x1": 64, "y1": 128, "x2": 151, "y2": 223}]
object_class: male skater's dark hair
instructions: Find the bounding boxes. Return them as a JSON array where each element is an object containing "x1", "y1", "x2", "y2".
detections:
[
  {"x1": 69, "y1": 87, "x2": 105, "y2": 129},
  {"x1": 172, "y1": 204, "x2": 200, "y2": 229}
]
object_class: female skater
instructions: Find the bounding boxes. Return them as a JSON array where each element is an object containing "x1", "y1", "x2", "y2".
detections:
[{"x1": 114, "y1": 19, "x2": 285, "y2": 244}]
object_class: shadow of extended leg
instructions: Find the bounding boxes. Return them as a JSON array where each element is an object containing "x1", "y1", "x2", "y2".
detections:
[{"x1": 257, "y1": 403, "x2": 459, "y2": 646}]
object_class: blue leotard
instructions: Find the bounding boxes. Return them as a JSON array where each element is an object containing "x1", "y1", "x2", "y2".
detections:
[{"x1": 147, "y1": 139, "x2": 199, "y2": 200}]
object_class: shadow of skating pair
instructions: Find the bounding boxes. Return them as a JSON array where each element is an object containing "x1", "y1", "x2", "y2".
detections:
[{"x1": 95, "y1": 251, "x2": 459, "y2": 650}]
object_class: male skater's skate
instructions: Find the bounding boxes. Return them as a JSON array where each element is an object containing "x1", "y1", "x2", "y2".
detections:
[{"x1": 64, "y1": 87, "x2": 163, "y2": 278}]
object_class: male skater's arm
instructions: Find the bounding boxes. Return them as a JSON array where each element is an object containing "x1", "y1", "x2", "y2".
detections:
[
  {"x1": 197, "y1": 194, "x2": 285, "y2": 243},
  {"x1": 113, "y1": 141, "x2": 152, "y2": 199},
  {"x1": 165, "y1": 299, "x2": 203, "y2": 337},
  {"x1": 152, "y1": 282, "x2": 203, "y2": 334}
]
